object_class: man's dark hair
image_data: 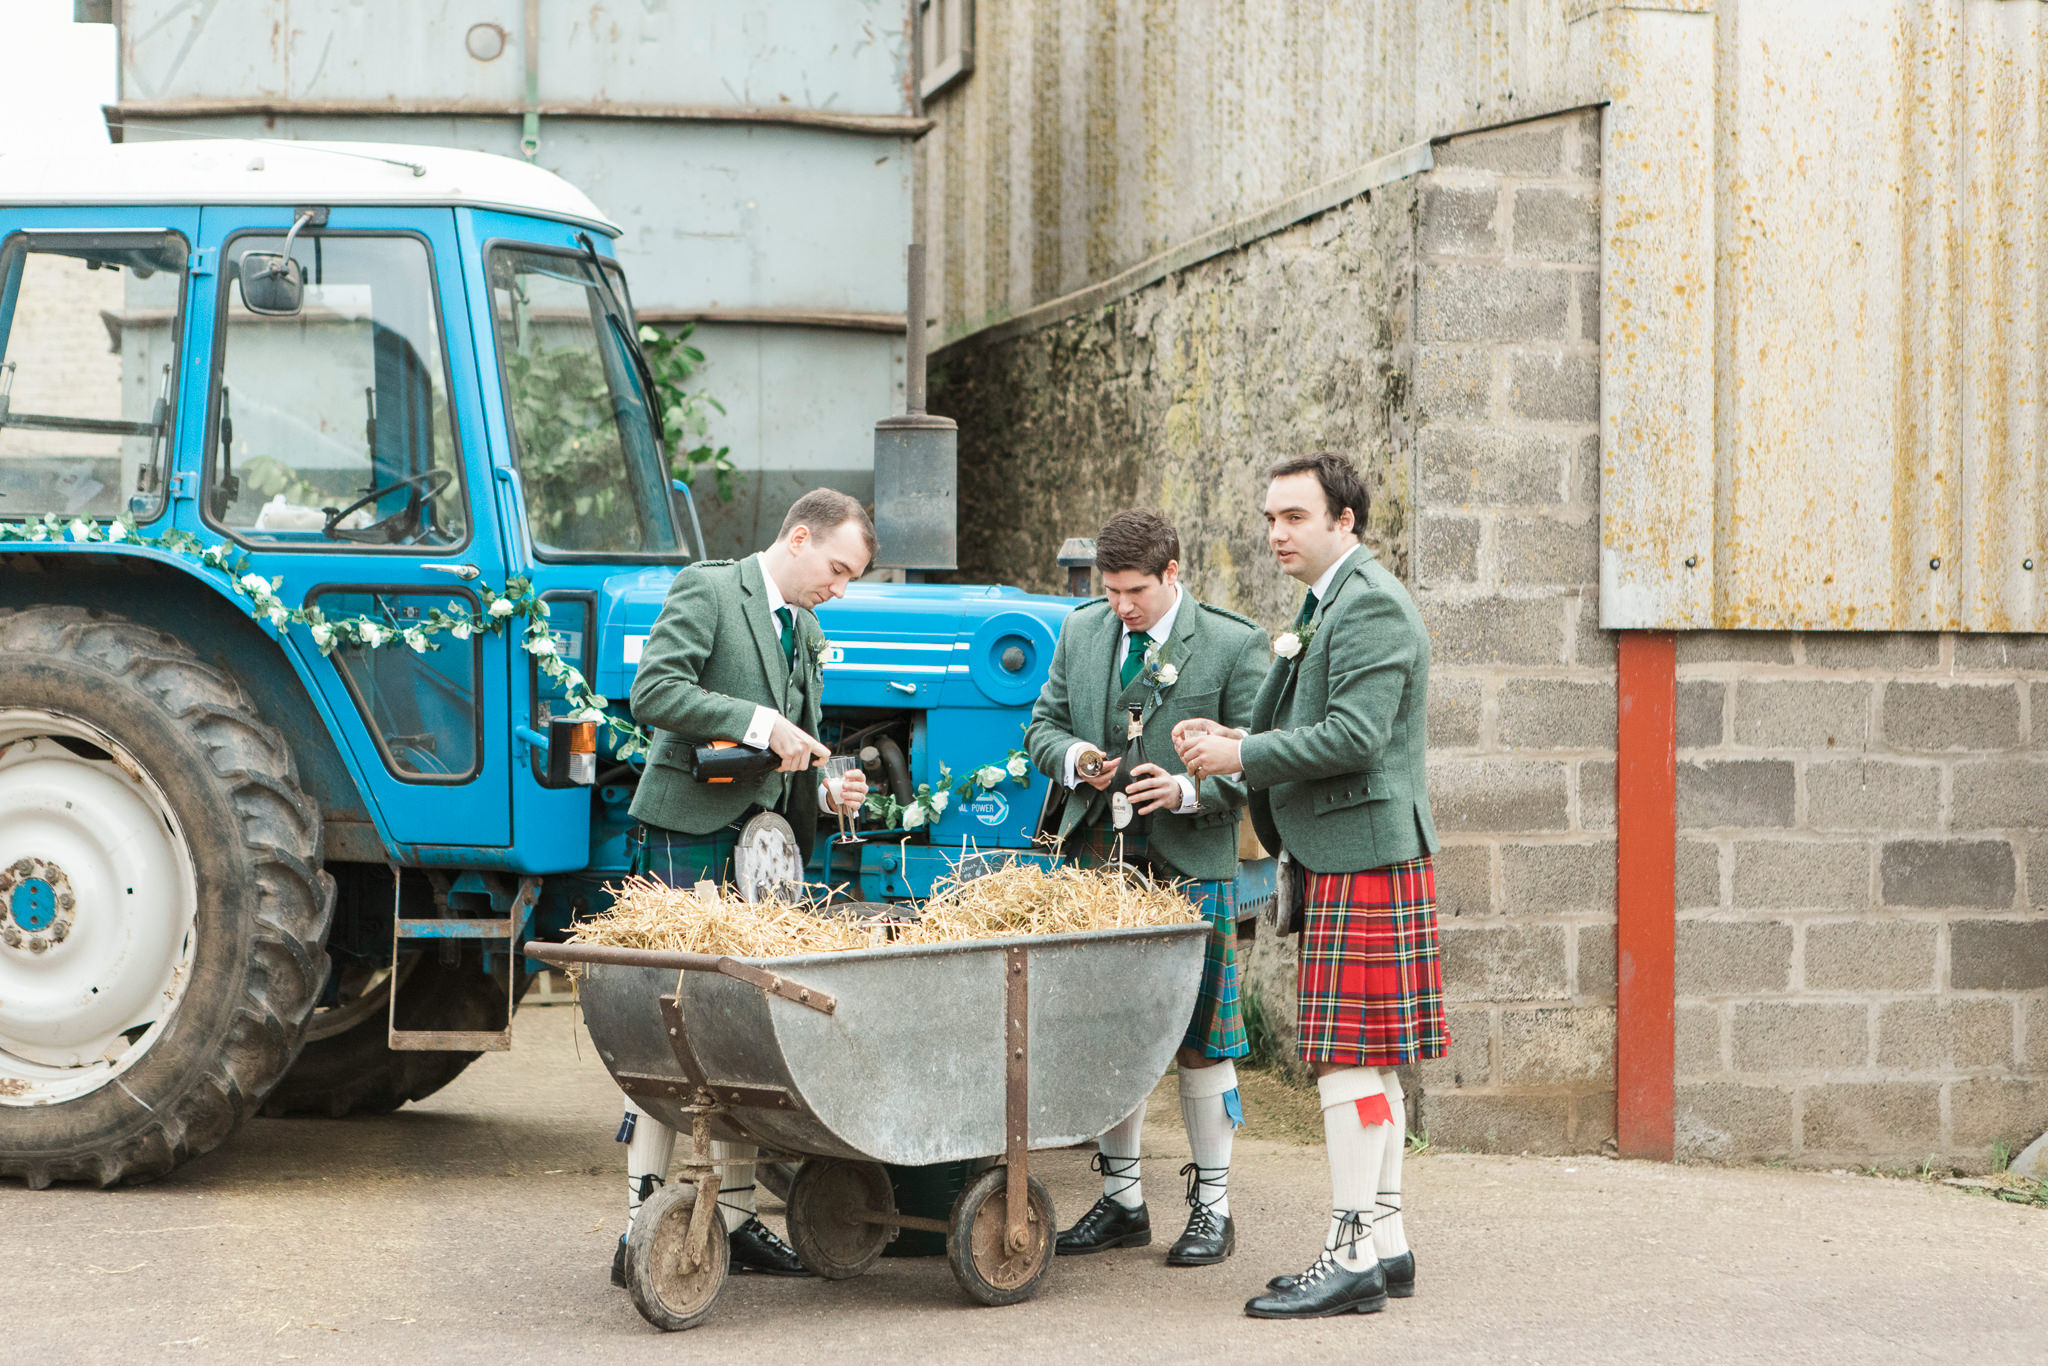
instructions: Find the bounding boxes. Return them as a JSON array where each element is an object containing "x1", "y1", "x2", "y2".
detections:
[
  {"x1": 1267, "y1": 452, "x2": 1370, "y2": 535},
  {"x1": 1094, "y1": 508, "x2": 1181, "y2": 578},
  {"x1": 779, "y1": 487, "x2": 878, "y2": 560}
]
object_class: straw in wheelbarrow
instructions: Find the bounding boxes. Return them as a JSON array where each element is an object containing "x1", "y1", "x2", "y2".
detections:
[{"x1": 568, "y1": 863, "x2": 1200, "y2": 958}]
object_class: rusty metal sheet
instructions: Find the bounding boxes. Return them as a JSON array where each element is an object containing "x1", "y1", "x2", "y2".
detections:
[{"x1": 1662, "y1": 0, "x2": 2048, "y2": 631}]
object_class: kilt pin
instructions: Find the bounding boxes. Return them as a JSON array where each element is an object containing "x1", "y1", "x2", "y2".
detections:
[{"x1": 1065, "y1": 822, "x2": 1249, "y2": 1061}]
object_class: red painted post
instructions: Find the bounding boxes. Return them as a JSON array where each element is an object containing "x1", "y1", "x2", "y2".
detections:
[{"x1": 1615, "y1": 630, "x2": 1676, "y2": 1159}]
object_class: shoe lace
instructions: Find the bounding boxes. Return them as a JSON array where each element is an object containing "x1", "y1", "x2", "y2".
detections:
[
  {"x1": 1178, "y1": 1161, "x2": 1228, "y2": 1230},
  {"x1": 1089, "y1": 1150, "x2": 1142, "y2": 1206},
  {"x1": 1283, "y1": 1209, "x2": 1374, "y2": 1288}
]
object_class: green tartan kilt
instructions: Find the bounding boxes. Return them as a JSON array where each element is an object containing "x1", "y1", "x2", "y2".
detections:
[
  {"x1": 632, "y1": 822, "x2": 740, "y2": 887},
  {"x1": 1066, "y1": 822, "x2": 1248, "y2": 1060}
]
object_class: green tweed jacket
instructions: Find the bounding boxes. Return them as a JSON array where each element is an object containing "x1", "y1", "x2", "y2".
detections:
[
  {"x1": 628, "y1": 556, "x2": 825, "y2": 856},
  {"x1": 1239, "y1": 546, "x2": 1439, "y2": 875},
  {"x1": 1026, "y1": 594, "x2": 1269, "y2": 882}
]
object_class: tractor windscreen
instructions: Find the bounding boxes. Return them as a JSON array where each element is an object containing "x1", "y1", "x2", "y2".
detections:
[{"x1": 488, "y1": 247, "x2": 681, "y2": 558}]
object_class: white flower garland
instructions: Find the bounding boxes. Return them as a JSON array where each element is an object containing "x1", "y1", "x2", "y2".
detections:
[{"x1": 0, "y1": 513, "x2": 650, "y2": 761}]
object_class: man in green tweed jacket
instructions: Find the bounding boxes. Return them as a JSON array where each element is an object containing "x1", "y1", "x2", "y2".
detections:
[
  {"x1": 1177, "y1": 453, "x2": 1448, "y2": 1319},
  {"x1": 1027, "y1": 509, "x2": 1268, "y2": 1268},
  {"x1": 612, "y1": 488, "x2": 876, "y2": 1290}
]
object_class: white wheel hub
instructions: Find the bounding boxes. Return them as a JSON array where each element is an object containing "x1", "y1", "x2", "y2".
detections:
[
  {"x1": 734, "y1": 812, "x2": 805, "y2": 905},
  {"x1": 0, "y1": 710, "x2": 198, "y2": 1107}
]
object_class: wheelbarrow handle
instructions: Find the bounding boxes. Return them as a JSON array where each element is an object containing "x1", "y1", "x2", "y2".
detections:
[{"x1": 522, "y1": 941, "x2": 837, "y2": 1014}]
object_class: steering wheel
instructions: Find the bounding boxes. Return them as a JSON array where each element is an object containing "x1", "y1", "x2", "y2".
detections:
[{"x1": 322, "y1": 468, "x2": 455, "y2": 544}]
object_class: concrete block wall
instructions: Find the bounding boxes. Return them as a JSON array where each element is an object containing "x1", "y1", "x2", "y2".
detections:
[
  {"x1": 1670, "y1": 633, "x2": 2048, "y2": 1167},
  {"x1": 1407, "y1": 110, "x2": 1616, "y2": 1155}
]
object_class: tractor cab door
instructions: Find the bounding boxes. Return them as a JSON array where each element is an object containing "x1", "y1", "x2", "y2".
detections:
[{"x1": 189, "y1": 206, "x2": 513, "y2": 853}]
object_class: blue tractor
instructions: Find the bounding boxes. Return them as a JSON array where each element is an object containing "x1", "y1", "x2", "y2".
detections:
[{"x1": 0, "y1": 139, "x2": 1088, "y2": 1187}]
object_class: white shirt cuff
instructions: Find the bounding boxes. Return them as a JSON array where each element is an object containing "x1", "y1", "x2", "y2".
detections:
[
  {"x1": 1062, "y1": 740, "x2": 1092, "y2": 789},
  {"x1": 744, "y1": 705, "x2": 779, "y2": 749},
  {"x1": 816, "y1": 780, "x2": 832, "y2": 811},
  {"x1": 1173, "y1": 774, "x2": 1198, "y2": 815}
]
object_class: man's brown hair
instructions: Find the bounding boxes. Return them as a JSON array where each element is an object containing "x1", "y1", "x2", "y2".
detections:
[
  {"x1": 1094, "y1": 508, "x2": 1181, "y2": 579},
  {"x1": 1267, "y1": 451, "x2": 1371, "y2": 535},
  {"x1": 778, "y1": 487, "x2": 878, "y2": 560}
]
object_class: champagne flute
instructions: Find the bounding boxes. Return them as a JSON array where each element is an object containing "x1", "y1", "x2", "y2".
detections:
[{"x1": 823, "y1": 755, "x2": 864, "y2": 845}]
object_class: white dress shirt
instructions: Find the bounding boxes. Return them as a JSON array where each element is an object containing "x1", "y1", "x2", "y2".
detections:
[{"x1": 1063, "y1": 586, "x2": 1198, "y2": 814}]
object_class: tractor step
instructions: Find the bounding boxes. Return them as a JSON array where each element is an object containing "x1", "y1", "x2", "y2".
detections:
[{"x1": 388, "y1": 872, "x2": 539, "y2": 1052}]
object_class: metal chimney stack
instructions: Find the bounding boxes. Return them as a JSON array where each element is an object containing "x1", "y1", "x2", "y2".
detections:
[{"x1": 872, "y1": 243, "x2": 958, "y2": 574}]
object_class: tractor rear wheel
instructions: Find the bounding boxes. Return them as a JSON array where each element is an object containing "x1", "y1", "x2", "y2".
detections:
[
  {"x1": 261, "y1": 948, "x2": 522, "y2": 1118},
  {"x1": 0, "y1": 607, "x2": 332, "y2": 1186}
]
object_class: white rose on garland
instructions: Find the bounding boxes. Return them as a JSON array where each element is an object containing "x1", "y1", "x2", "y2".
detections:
[
  {"x1": 976, "y1": 765, "x2": 1004, "y2": 790},
  {"x1": 1006, "y1": 752, "x2": 1031, "y2": 781},
  {"x1": 488, "y1": 597, "x2": 514, "y2": 618},
  {"x1": 902, "y1": 804, "x2": 927, "y2": 829}
]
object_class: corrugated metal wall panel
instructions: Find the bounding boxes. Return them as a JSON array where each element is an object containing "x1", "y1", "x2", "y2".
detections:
[{"x1": 1707, "y1": 0, "x2": 2048, "y2": 631}]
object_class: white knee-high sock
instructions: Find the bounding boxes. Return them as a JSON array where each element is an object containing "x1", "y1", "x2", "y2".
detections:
[
  {"x1": 1178, "y1": 1060, "x2": 1241, "y2": 1218},
  {"x1": 1375, "y1": 1068, "x2": 1409, "y2": 1260},
  {"x1": 621, "y1": 1098, "x2": 676, "y2": 1238},
  {"x1": 1316, "y1": 1068, "x2": 1391, "y2": 1272},
  {"x1": 1098, "y1": 1103, "x2": 1146, "y2": 1209},
  {"x1": 711, "y1": 1140, "x2": 757, "y2": 1232}
]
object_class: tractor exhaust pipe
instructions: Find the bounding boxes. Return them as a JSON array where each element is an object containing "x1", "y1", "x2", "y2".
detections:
[{"x1": 872, "y1": 243, "x2": 957, "y2": 576}]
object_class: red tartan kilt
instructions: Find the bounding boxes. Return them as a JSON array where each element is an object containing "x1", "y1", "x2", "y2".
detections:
[{"x1": 1296, "y1": 855, "x2": 1450, "y2": 1067}]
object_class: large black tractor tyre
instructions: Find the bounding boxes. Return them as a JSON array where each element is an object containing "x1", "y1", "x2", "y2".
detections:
[
  {"x1": 0, "y1": 607, "x2": 333, "y2": 1187},
  {"x1": 262, "y1": 949, "x2": 526, "y2": 1119}
]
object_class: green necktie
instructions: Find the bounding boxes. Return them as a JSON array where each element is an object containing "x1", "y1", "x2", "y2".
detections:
[
  {"x1": 775, "y1": 606, "x2": 795, "y2": 667},
  {"x1": 1120, "y1": 629, "x2": 1152, "y2": 689},
  {"x1": 1294, "y1": 590, "x2": 1319, "y2": 630}
]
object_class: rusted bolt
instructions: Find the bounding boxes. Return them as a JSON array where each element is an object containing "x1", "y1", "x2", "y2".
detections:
[
  {"x1": 1930, "y1": 557, "x2": 1942, "y2": 571},
  {"x1": 1683, "y1": 555, "x2": 1698, "y2": 569}
]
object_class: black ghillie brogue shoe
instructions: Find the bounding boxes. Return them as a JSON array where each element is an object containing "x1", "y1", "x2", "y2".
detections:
[
  {"x1": 610, "y1": 1236, "x2": 628, "y2": 1288},
  {"x1": 1268, "y1": 1250, "x2": 1413, "y2": 1294},
  {"x1": 1381, "y1": 1249, "x2": 1416, "y2": 1298},
  {"x1": 1244, "y1": 1253, "x2": 1388, "y2": 1319},
  {"x1": 1245, "y1": 1213, "x2": 1386, "y2": 1319},
  {"x1": 1166, "y1": 1162, "x2": 1235, "y2": 1266},
  {"x1": 1055, "y1": 1195, "x2": 1152, "y2": 1255},
  {"x1": 728, "y1": 1216, "x2": 813, "y2": 1277}
]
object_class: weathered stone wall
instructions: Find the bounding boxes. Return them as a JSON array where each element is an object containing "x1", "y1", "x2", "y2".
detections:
[
  {"x1": 933, "y1": 185, "x2": 1415, "y2": 625},
  {"x1": 1670, "y1": 632, "x2": 2048, "y2": 1167},
  {"x1": 931, "y1": 100, "x2": 2048, "y2": 1170},
  {"x1": 1401, "y1": 111, "x2": 1615, "y2": 1154}
]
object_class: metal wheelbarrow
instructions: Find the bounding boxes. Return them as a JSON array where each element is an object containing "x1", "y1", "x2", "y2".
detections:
[{"x1": 526, "y1": 921, "x2": 1207, "y2": 1330}]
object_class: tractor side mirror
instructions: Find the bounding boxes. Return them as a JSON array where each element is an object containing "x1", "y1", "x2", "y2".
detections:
[{"x1": 239, "y1": 252, "x2": 305, "y2": 316}]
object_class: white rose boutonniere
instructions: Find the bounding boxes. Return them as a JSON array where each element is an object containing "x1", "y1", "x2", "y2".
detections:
[
  {"x1": 1155, "y1": 661, "x2": 1179, "y2": 686},
  {"x1": 1272, "y1": 631, "x2": 1302, "y2": 660}
]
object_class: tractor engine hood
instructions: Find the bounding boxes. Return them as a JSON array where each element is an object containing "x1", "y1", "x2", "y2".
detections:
[{"x1": 595, "y1": 570, "x2": 1076, "y2": 713}]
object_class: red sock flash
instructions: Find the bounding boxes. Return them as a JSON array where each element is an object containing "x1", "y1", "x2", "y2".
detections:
[{"x1": 1353, "y1": 1094, "x2": 1394, "y2": 1127}]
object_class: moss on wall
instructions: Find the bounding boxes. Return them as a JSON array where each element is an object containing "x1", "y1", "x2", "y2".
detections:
[{"x1": 931, "y1": 185, "x2": 1417, "y2": 628}]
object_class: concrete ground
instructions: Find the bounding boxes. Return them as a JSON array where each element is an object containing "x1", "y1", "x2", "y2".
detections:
[{"x1": 6, "y1": 1006, "x2": 2045, "y2": 1365}]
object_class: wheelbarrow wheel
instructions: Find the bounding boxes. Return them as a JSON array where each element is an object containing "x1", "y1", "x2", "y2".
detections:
[
  {"x1": 625, "y1": 1180, "x2": 728, "y2": 1331},
  {"x1": 786, "y1": 1157, "x2": 893, "y2": 1279},
  {"x1": 947, "y1": 1165, "x2": 1055, "y2": 1307}
]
